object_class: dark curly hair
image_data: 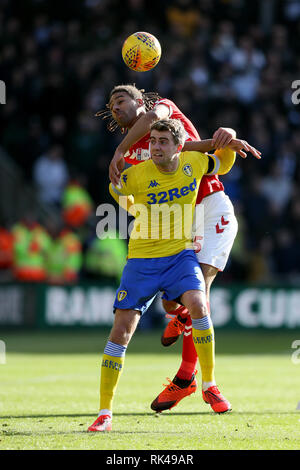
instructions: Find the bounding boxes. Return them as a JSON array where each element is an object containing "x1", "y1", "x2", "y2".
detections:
[{"x1": 95, "y1": 84, "x2": 162, "y2": 132}]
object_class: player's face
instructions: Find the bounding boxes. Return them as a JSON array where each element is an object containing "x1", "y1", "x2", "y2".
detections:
[
  {"x1": 109, "y1": 92, "x2": 141, "y2": 128},
  {"x1": 150, "y1": 129, "x2": 179, "y2": 169}
]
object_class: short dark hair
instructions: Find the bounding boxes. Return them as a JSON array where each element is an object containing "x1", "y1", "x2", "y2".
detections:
[
  {"x1": 150, "y1": 119, "x2": 186, "y2": 146},
  {"x1": 95, "y1": 83, "x2": 162, "y2": 132},
  {"x1": 109, "y1": 84, "x2": 143, "y2": 102}
]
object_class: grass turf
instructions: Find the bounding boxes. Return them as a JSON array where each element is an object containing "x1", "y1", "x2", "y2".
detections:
[{"x1": 0, "y1": 329, "x2": 300, "y2": 450}]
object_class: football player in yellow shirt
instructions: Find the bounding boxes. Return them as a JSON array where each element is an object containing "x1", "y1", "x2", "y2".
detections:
[{"x1": 88, "y1": 118, "x2": 260, "y2": 432}]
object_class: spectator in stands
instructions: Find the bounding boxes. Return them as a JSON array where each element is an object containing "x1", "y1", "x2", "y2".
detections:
[
  {"x1": 84, "y1": 230, "x2": 127, "y2": 283},
  {"x1": 46, "y1": 218, "x2": 83, "y2": 284},
  {"x1": 33, "y1": 144, "x2": 69, "y2": 207},
  {"x1": 261, "y1": 162, "x2": 293, "y2": 217},
  {"x1": 0, "y1": 224, "x2": 14, "y2": 281},
  {"x1": 62, "y1": 176, "x2": 93, "y2": 229},
  {"x1": 12, "y1": 216, "x2": 52, "y2": 282}
]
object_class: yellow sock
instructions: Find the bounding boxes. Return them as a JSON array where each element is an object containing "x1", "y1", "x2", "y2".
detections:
[
  {"x1": 99, "y1": 343, "x2": 126, "y2": 411},
  {"x1": 192, "y1": 317, "x2": 215, "y2": 383}
]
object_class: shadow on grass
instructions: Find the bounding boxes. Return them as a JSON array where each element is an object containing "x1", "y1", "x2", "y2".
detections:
[
  {"x1": 1, "y1": 410, "x2": 299, "y2": 420},
  {"x1": 2, "y1": 411, "x2": 299, "y2": 438}
]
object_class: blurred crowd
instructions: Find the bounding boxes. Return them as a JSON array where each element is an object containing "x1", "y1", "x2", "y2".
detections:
[
  {"x1": 0, "y1": 0, "x2": 300, "y2": 284},
  {"x1": 0, "y1": 177, "x2": 127, "y2": 284}
]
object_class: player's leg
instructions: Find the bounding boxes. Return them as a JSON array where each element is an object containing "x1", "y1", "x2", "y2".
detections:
[
  {"x1": 181, "y1": 289, "x2": 215, "y2": 386},
  {"x1": 159, "y1": 265, "x2": 217, "y2": 398},
  {"x1": 153, "y1": 194, "x2": 237, "y2": 412},
  {"x1": 100, "y1": 309, "x2": 140, "y2": 414},
  {"x1": 200, "y1": 262, "x2": 218, "y2": 314},
  {"x1": 88, "y1": 308, "x2": 140, "y2": 432},
  {"x1": 181, "y1": 289, "x2": 231, "y2": 413},
  {"x1": 88, "y1": 256, "x2": 160, "y2": 431},
  {"x1": 199, "y1": 263, "x2": 218, "y2": 389},
  {"x1": 151, "y1": 304, "x2": 198, "y2": 412},
  {"x1": 154, "y1": 288, "x2": 227, "y2": 412},
  {"x1": 157, "y1": 264, "x2": 217, "y2": 400},
  {"x1": 191, "y1": 192, "x2": 237, "y2": 411},
  {"x1": 160, "y1": 265, "x2": 217, "y2": 372},
  {"x1": 169, "y1": 265, "x2": 218, "y2": 381},
  {"x1": 151, "y1": 251, "x2": 202, "y2": 412}
]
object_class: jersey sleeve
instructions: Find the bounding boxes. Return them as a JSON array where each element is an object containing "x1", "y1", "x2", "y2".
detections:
[
  {"x1": 152, "y1": 99, "x2": 172, "y2": 118},
  {"x1": 205, "y1": 148, "x2": 236, "y2": 175},
  {"x1": 110, "y1": 166, "x2": 137, "y2": 197},
  {"x1": 186, "y1": 151, "x2": 231, "y2": 177},
  {"x1": 205, "y1": 154, "x2": 219, "y2": 175},
  {"x1": 109, "y1": 185, "x2": 136, "y2": 215}
]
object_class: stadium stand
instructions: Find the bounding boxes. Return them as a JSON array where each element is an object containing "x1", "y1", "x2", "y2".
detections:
[{"x1": 0, "y1": 0, "x2": 300, "y2": 283}]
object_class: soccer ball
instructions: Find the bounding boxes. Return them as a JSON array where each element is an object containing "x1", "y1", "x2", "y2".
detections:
[{"x1": 122, "y1": 32, "x2": 161, "y2": 72}]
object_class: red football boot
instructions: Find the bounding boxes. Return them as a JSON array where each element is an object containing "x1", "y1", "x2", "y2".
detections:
[
  {"x1": 161, "y1": 314, "x2": 187, "y2": 347},
  {"x1": 87, "y1": 414, "x2": 112, "y2": 432},
  {"x1": 151, "y1": 373, "x2": 197, "y2": 412},
  {"x1": 202, "y1": 386, "x2": 231, "y2": 413}
]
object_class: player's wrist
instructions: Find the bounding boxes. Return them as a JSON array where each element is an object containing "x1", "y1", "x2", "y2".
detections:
[
  {"x1": 206, "y1": 139, "x2": 215, "y2": 151},
  {"x1": 114, "y1": 146, "x2": 126, "y2": 159}
]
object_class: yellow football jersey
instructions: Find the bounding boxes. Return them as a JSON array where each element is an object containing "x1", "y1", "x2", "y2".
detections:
[{"x1": 111, "y1": 151, "x2": 216, "y2": 258}]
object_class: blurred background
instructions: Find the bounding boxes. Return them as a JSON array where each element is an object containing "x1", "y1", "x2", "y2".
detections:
[{"x1": 0, "y1": 0, "x2": 300, "y2": 330}]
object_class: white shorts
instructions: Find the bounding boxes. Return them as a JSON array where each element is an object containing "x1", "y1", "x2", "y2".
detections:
[{"x1": 193, "y1": 191, "x2": 238, "y2": 271}]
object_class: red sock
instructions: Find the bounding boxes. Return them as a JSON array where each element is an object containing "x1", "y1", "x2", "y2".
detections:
[{"x1": 175, "y1": 315, "x2": 198, "y2": 380}]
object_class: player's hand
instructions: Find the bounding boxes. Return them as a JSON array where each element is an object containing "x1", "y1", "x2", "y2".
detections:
[
  {"x1": 227, "y1": 139, "x2": 261, "y2": 159},
  {"x1": 212, "y1": 127, "x2": 236, "y2": 149},
  {"x1": 109, "y1": 149, "x2": 125, "y2": 186}
]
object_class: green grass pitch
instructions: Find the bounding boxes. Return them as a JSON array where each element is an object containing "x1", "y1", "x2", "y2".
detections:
[{"x1": 1, "y1": 329, "x2": 300, "y2": 450}]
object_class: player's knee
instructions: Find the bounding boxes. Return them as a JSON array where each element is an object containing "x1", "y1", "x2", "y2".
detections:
[
  {"x1": 110, "y1": 310, "x2": 139, "y2": 345},
  {"x1": 188, "y1": 301, "x2": 207, "y2": 319},
  {"x1": 110, "y1": 323, "x2": 132, "y2": 346}
]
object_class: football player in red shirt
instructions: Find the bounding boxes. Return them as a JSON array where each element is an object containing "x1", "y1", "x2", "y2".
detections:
[{"x1": 96, "y1": 84, "x2": 260, "y2": 415}]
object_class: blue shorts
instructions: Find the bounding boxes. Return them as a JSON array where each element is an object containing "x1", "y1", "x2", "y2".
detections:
[{"x1": 114, "y1": 249, "x2": 204, "y2": 315}]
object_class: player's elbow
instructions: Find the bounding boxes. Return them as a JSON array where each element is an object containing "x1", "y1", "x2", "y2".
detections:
[
  {"x1": 144, "y1": 110, "x2": 161, "y2": 124},
  {"x1": 109, "y1": 183, "x2": 118, "y2": 201},
  {"x1": 218, "y1": 152, "x2": 236, "y2": 175},
  {"x1": 212, "y1": 148, "x2": 236, "y2": 175}
]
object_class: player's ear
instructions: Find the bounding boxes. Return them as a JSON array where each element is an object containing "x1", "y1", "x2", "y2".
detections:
[{"x1": 136, "y1": 98, "x2": 144, "y2": 107}]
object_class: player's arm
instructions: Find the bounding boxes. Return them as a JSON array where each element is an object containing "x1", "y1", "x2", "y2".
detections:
[
  {"x1": 109, "y1": 166, "x2": 137, "y2": 215},
  {"x1": 109, "y1": 103, "x2": 170, "y2": 185},
  {"x1": 109, "y1": 185, "x2": 135, "y2": 216},
  {"x1": 212, "y1": 127, "x2": 261, "y2": 158},
  {"x1": 205, "y1": 138, "x2": 261, "y2": 175},
  {"x1": 212, "y1": 127, "x2": 236, "y2": 149},
  {"x1": 183, "y1": 127, "x2": 235, "y2": 153},
  {"x1": 206, "y1": 139, "x2": 261, "y2": 175},
  {"x1": 225, "y1": 138, "x2": 261, "y2": 159},
  {"x1": 184, "y1": 137, "x2": 261, "y2": 160},
  {"x1": 183, "y1": 139, "x2": 215, "y2": 153},
  {"x1": 116, "y1": 103, "x2": 170, "y2": 154},
  {"x1": 183, "y1": 127, "x2": 232, "y2": 152},
  {"x1": 209, "y1": 128, "x2": 237, "y2": 174}
]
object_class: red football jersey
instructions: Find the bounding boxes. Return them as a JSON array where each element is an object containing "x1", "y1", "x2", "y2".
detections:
[{"x1": 123, "y1": 98, "x2": 224, "y2": 202}]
